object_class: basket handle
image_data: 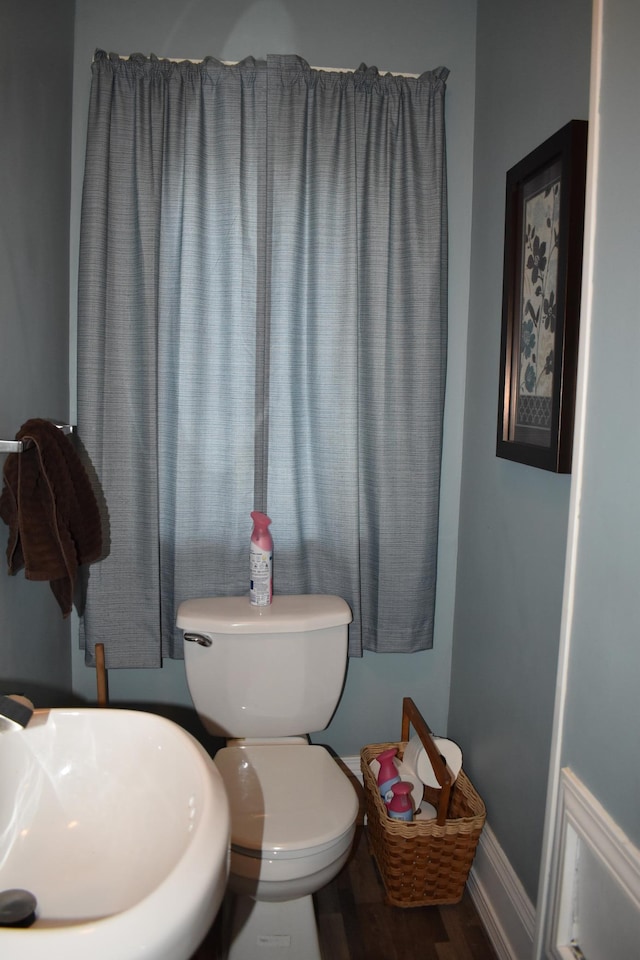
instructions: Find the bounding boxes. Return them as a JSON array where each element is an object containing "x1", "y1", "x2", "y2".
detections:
[{"x1": 401, "y1": 697, "x2": 453, "y2": 826}]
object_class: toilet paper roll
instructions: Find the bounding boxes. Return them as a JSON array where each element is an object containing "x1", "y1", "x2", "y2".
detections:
[
  {"x1": 415, "y1": 800, "x2": 438, "y2": 820},
  {"x1": 402, "y1": 735, "x2": 463, "y2": 788}
]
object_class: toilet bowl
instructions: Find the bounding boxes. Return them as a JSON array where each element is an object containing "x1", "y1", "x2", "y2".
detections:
[
  {"x1": 215, "y1": 742, "x2": 358, "y2": 959},
  {"x1": 176, "y1": 595, "x2": 359, "y2": 960},
  {"x1": 216, "y1": 743, "x2": 358, "y2": 901}
]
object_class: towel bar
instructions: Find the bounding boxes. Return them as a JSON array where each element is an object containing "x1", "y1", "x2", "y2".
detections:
[{"x1": 0, "y1": 423, "x2": 74, "y2": 454}]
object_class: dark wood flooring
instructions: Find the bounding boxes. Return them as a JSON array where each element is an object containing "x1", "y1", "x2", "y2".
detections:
[{"x1": 192, "y1": 826, "x2": 498, "y2": 960}]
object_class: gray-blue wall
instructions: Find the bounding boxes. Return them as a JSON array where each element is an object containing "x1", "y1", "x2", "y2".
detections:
[
  {"x1": 448, "y1": 0, "x2": 592, "y2": 902},
  {"x1": 0, "y1": 0, "x2": 75, "y2": 705},
  {"x1": 68, "y1": 0, "x2": 478, "y2": 756},
  {"x1": 560, "y1": 0, "x2": 640, "y2": 850}
]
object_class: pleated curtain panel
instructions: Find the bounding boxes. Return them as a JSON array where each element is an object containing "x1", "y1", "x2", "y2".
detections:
[{"x1": 78, "y1": 51, "x2": 449, "y2": 666}]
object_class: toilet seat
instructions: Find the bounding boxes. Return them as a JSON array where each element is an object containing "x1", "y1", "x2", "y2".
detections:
[{"x1": 215, "y1": 743, "x2": 358, "y2": 860}]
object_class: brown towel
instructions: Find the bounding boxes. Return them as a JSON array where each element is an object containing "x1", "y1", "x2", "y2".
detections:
[{"x1": 0, "y1": 419, "x2": 103, "y2": 617}]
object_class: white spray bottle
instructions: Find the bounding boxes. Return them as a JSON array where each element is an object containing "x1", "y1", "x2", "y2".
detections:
[{"x1": 250, "y1": 511, "x2": 273, "y2": 606}]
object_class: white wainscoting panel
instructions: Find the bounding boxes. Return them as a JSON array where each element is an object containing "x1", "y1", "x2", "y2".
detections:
[{"x1": 545, "y1": 767, "x2": 640, "y2": 960}]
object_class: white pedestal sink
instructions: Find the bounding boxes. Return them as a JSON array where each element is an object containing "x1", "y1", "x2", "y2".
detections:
[{"x1": 0, "y1": 708, "x2": 230, "y2": 960}]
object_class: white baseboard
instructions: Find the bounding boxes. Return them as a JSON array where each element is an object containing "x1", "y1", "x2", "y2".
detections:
[
  {"x1": 341, "y1": 755, "x2": 535, "y2": 960},
  {"x1": 341, "y1": 754, "x2": 362, "y2": 780},
  {"x1": 467, "y1": 823, "x2": 535, "y2": 960}
]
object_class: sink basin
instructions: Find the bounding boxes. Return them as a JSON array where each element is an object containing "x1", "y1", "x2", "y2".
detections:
[{"x1": 0, "y1": 708, "x2": 230, "y2": 960}]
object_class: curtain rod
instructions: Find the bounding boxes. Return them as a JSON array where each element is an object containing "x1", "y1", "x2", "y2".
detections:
[{"x1": 102, "y1": 53, "x2": 420, "y2": 79}]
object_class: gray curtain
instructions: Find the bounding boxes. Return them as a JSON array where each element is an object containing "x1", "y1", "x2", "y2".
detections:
[{"x1": 78, "y1": 52, "x2": 448, "y2": 666}]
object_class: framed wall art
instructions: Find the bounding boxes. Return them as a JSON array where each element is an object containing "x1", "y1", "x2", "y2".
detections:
[{"x1": 496, "y1": 119, "x2": 588, "y2": 473}]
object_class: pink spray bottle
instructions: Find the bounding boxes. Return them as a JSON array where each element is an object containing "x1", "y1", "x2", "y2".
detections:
[{"x1": 250, "y1": 511, "x2": 273, "y2": 606}]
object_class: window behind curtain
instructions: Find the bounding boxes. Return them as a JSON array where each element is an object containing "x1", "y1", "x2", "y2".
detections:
[{"x1": 77, "y1": 52, "x2": 449, "y2": 666}]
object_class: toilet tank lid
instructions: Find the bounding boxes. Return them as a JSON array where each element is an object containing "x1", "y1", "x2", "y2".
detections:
[{"x1": 177, "y1": 595, "x2": 352, "y2": 634}]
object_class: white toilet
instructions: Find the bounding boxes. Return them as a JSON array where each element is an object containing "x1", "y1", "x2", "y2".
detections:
[{"x1": 176, "y1": 595, "x2": 359, "y2": 960}]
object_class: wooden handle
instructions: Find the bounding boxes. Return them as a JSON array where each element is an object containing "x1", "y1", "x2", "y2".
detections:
[
  {"x1": 401, "y1": 697, "x2": 452, "y2": 825},
  {"x1": 96, "y1": 643, "x2": 109, "y2": 707}
]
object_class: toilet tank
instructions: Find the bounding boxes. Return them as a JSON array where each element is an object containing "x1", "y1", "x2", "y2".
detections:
[{"x1": 177, "y1": 595, "x2": 352, "y2": 738}]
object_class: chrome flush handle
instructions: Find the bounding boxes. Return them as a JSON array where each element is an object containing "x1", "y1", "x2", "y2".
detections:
[{"x1": 183, "y1": 633, "x2": 212, "y2": 648}]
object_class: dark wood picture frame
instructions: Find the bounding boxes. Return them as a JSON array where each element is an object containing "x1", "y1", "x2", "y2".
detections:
[{"x1": 497, "y1": 120, "x2": 588, "y2": 472}]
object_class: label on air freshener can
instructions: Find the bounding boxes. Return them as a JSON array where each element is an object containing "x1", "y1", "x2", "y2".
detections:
[{"x1": 250, "y1": 545, "x2": 272, "y2": 605}]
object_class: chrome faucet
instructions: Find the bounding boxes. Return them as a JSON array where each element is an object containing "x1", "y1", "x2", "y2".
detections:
[{"x1": 0, "y1": 694, "x2": 34, "y2": 730}]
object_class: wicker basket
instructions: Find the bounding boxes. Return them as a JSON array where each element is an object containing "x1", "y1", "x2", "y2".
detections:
[{"x1": 360, "y1": 698, "x2": 486, "y2": 907}]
